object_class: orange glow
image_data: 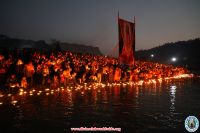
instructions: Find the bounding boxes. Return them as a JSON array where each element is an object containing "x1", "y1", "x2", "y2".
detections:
[{"x1": 17, "y1": 59, "x2": 23, "y2": 65}]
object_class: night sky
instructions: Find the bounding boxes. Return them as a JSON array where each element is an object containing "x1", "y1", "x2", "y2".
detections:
[{"x1": 0, "y1": 0, "x2": 200, "y2": 55}]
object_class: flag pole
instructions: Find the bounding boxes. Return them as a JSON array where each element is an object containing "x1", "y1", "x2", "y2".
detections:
[{"x1": 134, "y1": 16, "x2": 136, "y2": 66}]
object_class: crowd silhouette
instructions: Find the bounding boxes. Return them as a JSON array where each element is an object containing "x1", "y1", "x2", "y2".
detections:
[{"x1": 0, "y1": 50, "x2": 188, "y2": 89}]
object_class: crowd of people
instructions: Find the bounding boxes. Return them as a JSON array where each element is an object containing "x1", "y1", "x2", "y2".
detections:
[{"x1": 0, "y1": 49, "x2": 188, "y2": 89}]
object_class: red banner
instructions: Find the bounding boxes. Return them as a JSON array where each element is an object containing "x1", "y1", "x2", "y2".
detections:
[{"x1": 118, "y1": 18, "x2": 135, "y2": 65}]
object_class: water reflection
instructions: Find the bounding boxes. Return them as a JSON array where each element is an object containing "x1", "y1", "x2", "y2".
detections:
[
  {"x1": 170, "y1": 85, "x2": 176, "y2": 115},
  {"x1": 0, "y1": 79, "x2": 200, "y2": 132}
]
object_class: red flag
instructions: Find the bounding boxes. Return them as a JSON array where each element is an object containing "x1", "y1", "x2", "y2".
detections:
[{"x1": 118, "y1": 17, "x2": 135, "y2": 65}]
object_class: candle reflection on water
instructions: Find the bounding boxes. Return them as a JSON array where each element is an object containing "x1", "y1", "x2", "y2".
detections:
[
  {"x1": 170, "y1": 85, "x2": 176, "y2": 115},
  {"x1": 0, "y1": 78, "x2": 199, "y2": 132}
]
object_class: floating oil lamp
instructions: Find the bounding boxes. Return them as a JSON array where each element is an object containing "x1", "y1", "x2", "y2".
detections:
[
  {"x1": 45, "y1": 88, "x2": 50, "y2": 91},
  {"x1": 122, "y1": 83, "x2": 127, "y2": 86},
  {"x1": 19, "y1": 92, "x2": 23, "y2": 96},
  {"x1": 102, "y1": 84, "x2": 106, "y2": 88},
  {"x1": 158, "y1": 78, "x2": 162, "y2": 83},
  {"x1": 11, "y1": 100, "x2": 18, "y2": 105},
  {"x1": 138, "y1": 81, "x2": 143, "y2": 86},
  {"x1": 10, "y1": 84, "x2": 18, "y2": 88},
  {"x1": 152, "y1": 79, "x2": 156, "y2": 84}
]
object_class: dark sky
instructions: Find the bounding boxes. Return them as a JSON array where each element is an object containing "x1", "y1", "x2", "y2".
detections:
[{"x1": 0, "y1": 0, "x2": 200, "y2": 55}]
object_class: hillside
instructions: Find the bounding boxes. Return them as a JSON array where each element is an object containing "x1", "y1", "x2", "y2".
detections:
[
  {"x1": 0, "y1": 34, "x2": 102, "y2": 55},
  {"x1": 136, "y1": 38, "x2": 200, "y2": 71}
]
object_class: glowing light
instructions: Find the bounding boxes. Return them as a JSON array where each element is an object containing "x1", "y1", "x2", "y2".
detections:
[
  {"x1": 101, "y1": 84, "x2": 106, "y2": 88},
  {"x1": 45, "y1": 88, "x2": 50, "y2": 91},
  {"x1": 11, "y1": 100, "x2": 18, "y2": 105},
  {"x1": 8, "y1": 94, "x2": 12, "y2": 97},
  {"x1": 17, "y1": 59, "x2": 23, "y2": 65},
  {"x1": 10, "y1": 85, "x2": 16, "y2": 88},
  {"x1": 138, "y1": 80, "x2": 144, "y2": 86},
  {"x1": 172, "y1": 74, "x2": 193, "y2": 79},
  {"x1": 158, "y1": 78, "x2": 162, "y2": 83},
  {"x1": 170, "y1": 85, "x2": 176, "y2": 95},
  {"x1": 171, "y1": 57, "x2": 177, "y2": 62},
  {"x1": 122, "y1": 83, "x2": 127, "y2": 86},
  {"x1": 151, "y1": 54, "x2": 154, "y2": 58},
  {"x1": 152, "y1": 79, "x2": 156, "y2": 84},
  {"x1": 170, "y1": 85, "x2": 176, "y2": 107},
  {"x1": 0, "y1": 102, "x2": 3, "y2": 105}
]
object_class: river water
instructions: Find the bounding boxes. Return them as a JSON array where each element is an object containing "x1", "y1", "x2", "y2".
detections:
[{"x1": 0, "y1": 78, "x2": 200, "y2": 133}]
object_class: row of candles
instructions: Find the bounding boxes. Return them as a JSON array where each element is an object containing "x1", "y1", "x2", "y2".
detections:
[{"x1": 0, "y1": 74, "x2": 194, "y2": 106}]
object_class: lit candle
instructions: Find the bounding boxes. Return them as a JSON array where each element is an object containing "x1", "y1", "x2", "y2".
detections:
[{"x1": 11, "y1": 100, "x2": 18, "y2": 105}]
